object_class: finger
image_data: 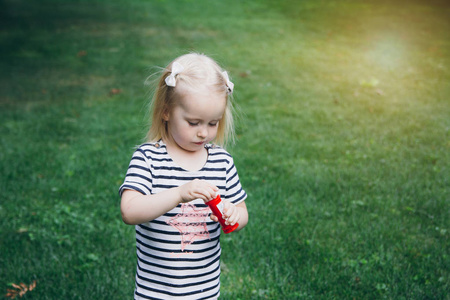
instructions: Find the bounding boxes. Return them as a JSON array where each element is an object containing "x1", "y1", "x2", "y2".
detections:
[
  {"x1": 198, "y1": 180, "x2": 218, "y2": 191},
  {"x1": 223, "y1": 202, "x2": 235, "y2": 218},
  {"x1": 210, "y1": 214, "x2": 219, "y2": 222},
  {"x1": 205, "y1": 182, "x2": 219, "y2": 195},
  {"x1": 193, "y1": 184, "x2": 216, "y2": 197},
  {"x1": 204, "y1": 188, "x2": 219, "y2": 201},
  {"x1": 207, "y1": 188, "x2": 217, "y2": 199},
  {"x1": 227, "y1": 213, "x2": 240, "y2": 226},
  {"x1": 191, "y1": 191, "x2": 208, "y2": 201},
  {"x1": 202, "y1": 188, "x2": 218, "y2": 201},
  {"x1": 224, "y1": 205, "x2": 239, "y2": 225}
]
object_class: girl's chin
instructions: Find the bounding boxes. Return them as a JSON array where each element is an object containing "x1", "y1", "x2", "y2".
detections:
[{"x1": 177, "y1": 143, "x2": 205, "y2": 152}]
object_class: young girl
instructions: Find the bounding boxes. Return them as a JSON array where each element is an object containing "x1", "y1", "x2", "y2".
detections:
[{"x1": 119, "y1": 53, "x2": 248, "y2": 299}]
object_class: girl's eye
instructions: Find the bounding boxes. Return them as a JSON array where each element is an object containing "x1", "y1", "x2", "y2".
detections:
[
  {"x1": 188, "y1": 121, "x2": 199, "y2": 126},
  {"x1": 209, "y1": 122, "x2": 218, "y2": 127}
]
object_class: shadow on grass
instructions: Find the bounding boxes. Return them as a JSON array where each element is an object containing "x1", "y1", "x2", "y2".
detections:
[{"x1": 0, "y1": 0, "x2": 113, "y2": 58}]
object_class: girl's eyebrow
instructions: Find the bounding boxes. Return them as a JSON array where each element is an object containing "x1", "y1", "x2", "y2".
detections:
[
  {"x1": 186, "y1": 119, "x2": 221, "y2": 124},
  {"x1": 185, "y1": 116, "x2": 222, "y2": 122}
]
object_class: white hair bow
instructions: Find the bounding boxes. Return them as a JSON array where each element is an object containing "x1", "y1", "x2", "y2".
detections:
[
  {"x1": 222, "y1": 71, "x2": 234, "y2": 94},
  {"x1": 165, "y1": 62, "x2": 184, "y2": 87}
]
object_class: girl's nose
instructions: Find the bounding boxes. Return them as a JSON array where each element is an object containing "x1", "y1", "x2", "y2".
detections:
[{"x1": 198, "y1": 126, "x2": 207, "y2": 138}]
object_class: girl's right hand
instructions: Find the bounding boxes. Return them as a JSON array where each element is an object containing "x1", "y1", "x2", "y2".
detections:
[{"x1": 178, "y1": 179, "x2": 218, "y2": 203}]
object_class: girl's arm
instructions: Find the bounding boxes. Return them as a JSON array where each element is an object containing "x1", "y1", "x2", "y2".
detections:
[
  {"x1": 233, "y1": 201, "x2": 249, "y2": 231},
  {"x1": 121, "y1": 179, "x2": 218, "y2": 225}
]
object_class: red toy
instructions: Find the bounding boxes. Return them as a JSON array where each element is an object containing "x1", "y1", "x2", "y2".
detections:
[{"x1": 206, "y1": 195, "x2": 239, "y2": 234}]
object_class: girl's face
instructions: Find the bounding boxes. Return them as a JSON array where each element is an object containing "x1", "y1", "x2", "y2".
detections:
[{"x1": 164, "y1": 90, "x2": 226, "y2": 153}]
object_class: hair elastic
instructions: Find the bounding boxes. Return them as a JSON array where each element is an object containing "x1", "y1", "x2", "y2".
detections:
[
  {"x1": 222, "y1": 71, "x2": 234, "y2": 94},
  {"x1": 165, "y1": 62, "x2": 184, "y2": 87}
]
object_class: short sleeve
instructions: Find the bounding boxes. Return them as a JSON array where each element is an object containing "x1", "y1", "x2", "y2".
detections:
[
  {"x1": 119, "y1": 148, "x2": 153, "y2": 196},
  {"x1": 224, "y1": 157, "x2": 247, "y2": 205}
]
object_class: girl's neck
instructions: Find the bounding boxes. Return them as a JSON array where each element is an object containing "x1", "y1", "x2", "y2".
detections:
[{"x1": 164, "y1": 138, "x2": 208, "y2": 172}]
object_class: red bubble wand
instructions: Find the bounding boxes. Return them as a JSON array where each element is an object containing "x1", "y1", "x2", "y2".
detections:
[{"x1": 206, "y1": 195, "x2": 239, "y2": 234}]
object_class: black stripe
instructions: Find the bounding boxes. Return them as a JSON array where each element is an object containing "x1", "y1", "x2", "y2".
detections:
[
  {"x1": 227, "y1": 169, "x2": 238, "y2": 181},
  {"x1": 202, "y1": 166, "x2": 226, "y2": 172},
  {"x1": 137, "y1": 248, "x2": 220, "y2": 271},
  {"x1": 151, "y1": 218, "x2": 218, "y2": 226},
  {"x1": 126, "y1": 172, "x2": 153, "y2": 184},
  {"x1": 137, "y1": 244, "x2": 220, "y2": 263},
  {"x1": 150, "y1": 157, "x2": 171, "y2": 163},
  {"x1": 208, "y1": 150, "x2": 231, "y2": 158},
  {"x1": 136, "y1": 229, "x2": 220, "y2": 247},
  {"x1": 227, "y1": 179, "x2": 239, "y2": 191},
  {"x1": 227, "y1": 188, "x2": 245, "y2": 200},
  {"x1": 153, "y1": 165, "x2": 185, "y2": 172},
  {"x1": 136, "y1": 236, "x2": 220, "y2": 256},
  {"x1": 226, "y1": 192, "x2": 247, "y2": 204},
  {"x1": 152, "y1": 174, "x2": 226, "y2": 181},
  {"x1": 138, "y1": 222, "x2": 221, "y2": 234},
  {"x1": 226, "y1": 163, "x2": 235, "y2": 174},
  {"x1": 127, "y1": 181, "x2": 151, "y2": 191},
  {"x1": 120, "y1": 185, "x2": 146, "y2": 196},
  {"x1": 136, "y1": 272, "x2": 220, "y2": 289},
  {"x1": 137, "y1": 260, "x2": 220, "y2": 280},
  {"x1": 135, "y1": 278, "x2": 219, "y2": 298},
  {"x1": 137, "y1": 148, "x2": 165, "y2": 159},
  {"x1": 134, "y1": 290, "x2": 162, "y2": 300},
  {"x1": 206, "y1": 159, "x2": 229, "y2": 164},
  {"x1": 130, "y1": 155, "x2": 145, "y2": 162},
  {"x1": 152, "y1": 183, "x2": 178, "y2": 189},
  {"x1": 129, "y1": 164, "x2": 152, "y2": 174}
]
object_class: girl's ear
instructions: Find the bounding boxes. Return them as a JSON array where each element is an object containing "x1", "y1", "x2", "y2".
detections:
[{"x1": 162, "y1": 109, "x2": 170, "y2": 122}]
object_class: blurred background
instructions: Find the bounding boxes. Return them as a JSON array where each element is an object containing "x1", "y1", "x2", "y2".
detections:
[{"x1": 1, "y1": 0, "x2": 449, "y2": 298}]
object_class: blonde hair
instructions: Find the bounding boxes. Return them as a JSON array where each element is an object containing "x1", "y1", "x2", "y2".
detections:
[{"x1": 146, "y1": 53, "x2": 235, "y2": 147}]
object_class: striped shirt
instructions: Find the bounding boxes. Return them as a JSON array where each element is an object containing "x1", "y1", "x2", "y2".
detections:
[{"x1": 119, "y1": 141, "x2": 247, "y2": 300}]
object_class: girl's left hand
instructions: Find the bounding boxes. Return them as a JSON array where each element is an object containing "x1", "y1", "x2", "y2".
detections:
[{"x1": 210, "y1": 201, "x2": 240, "y2": 226}]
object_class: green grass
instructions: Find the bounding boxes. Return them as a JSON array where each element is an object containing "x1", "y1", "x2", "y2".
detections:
[{"x1": 1, "y1": 0, "x2": 449, "y2": 299}]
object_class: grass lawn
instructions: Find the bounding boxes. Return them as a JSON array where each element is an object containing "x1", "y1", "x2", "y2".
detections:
[{"x1": 1, "y1": 0, "x2": 449, "y2": 298}]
